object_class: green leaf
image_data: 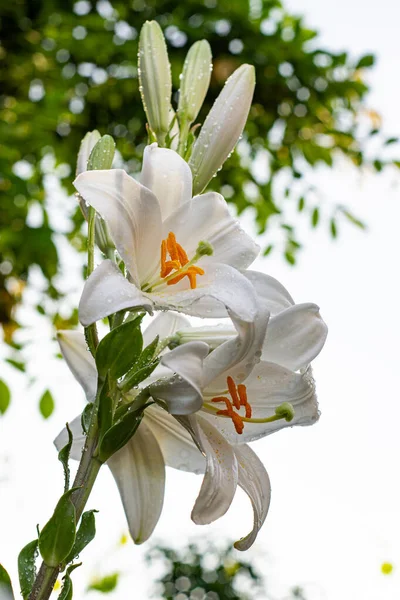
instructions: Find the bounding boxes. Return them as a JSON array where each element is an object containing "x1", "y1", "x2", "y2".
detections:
[
  {"x1": 39, "y1": 489, "x2": 77, "y2": 567},
  {"x1": 97, "y1": 380, "x2": 113, "y2": 440},
  {"x1": 18, "y1": 539, "x2": 38, "y2": 599},
  {"x1": 0, "y1": 380, "x2": 11, "y2": 415},
  {"x1": 81, "y1": 403, "x2": 94, "y2": 434},
  {"x1": 330, "y1": 219, "x2": 338, "y2": 239},
  {"x1": 355, "y1": 54, "x2": 375, "y2": 69},
  {"x1": 137, "y1": 336, "x2": 159, "y2": 367},
  {"x1": 341, "y1": 209, "x2": 366, "y2": 229},
  {"x1": 263, "y1": 244, "x2": 273, "y2": 257},
  {"x1": 284, "y1": 251, "x2": 296, "y2": 265},
  {"x1": 0, "y1": 563, "x2": 15, "y2": 600},
  {"x1": 99, "y1": 410, "x2": 143, "y2": 462},
  {"x1": 121, "y1": 360, "x2": 159, "y2": 391},
  {"x1": 58, "y1": 564, "x2": 81, "y2": 600},
  {"x1": 5, "y1": 359, "x2": 25, "y2": 372},
  {"x1": 311, "y1": 207, "x2": 319, "y2": 228},
  {"x1": 385, "y1": 137, "x2": 398, "y2": 145},
  {"x1": 297, "y1": 196, "x2": 305, "y2": 212},
  {"x1": 87, "y1": 135, "x2": 115, "y2": 171},
  {"x1": 95, "y1": 319, "x2": 143, "y2": 380},
  {"x1": 88, "y1": 573, "x2": 119, "y2": 593},
  {"x1": 58, "y1": 423, "x2": 73, "y2": 493},
  {"x1": 39, "y1": 390, "x2": 55, "y2": 419},
  {"x1": 66, "y1": 510, "x2": 97, "y2": 564}
]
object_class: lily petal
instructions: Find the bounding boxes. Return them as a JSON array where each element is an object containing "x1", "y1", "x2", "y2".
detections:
[
  {"x1": 233, "y1": 444, "x2": 271, "y2": 551},
  {"x1": 143, "y1": 405, "x2": 205, "y2": 474},
  {"x1": 188, "y1": 414, "x2": 238, "y2": 524},
  {"x1": 150, "y1": 341, "x2": 209, "y2": 414},
  {"x1": 79, "y1": 260, "x2": 153, "y2": 327},
  {"x1": 244, "y1": 270, "x2": 294, "y2": 316},
  {"x1": 203, "y1": 362, "x2": 318, "y2": 444},
  {"x1": 54, "y1": 415, "x2": 85, "y2": 461},
  {"x1": 108, "y1": 420, "x2": 165, "y2": 544},
  {"x1": 153, "y1": 263, "x2": 258, "y2": 323},
  {"x1": 74, "y1": 168, "x2": 162, "y2": 285},
  {"x1": 143, "y1": 312, "x2": 190, "y2": 348},
  {"x1": 162, "y1": 192, "x2": 259, "y2": 270},
  {"x1": 57, "y1": 330, "x2": 97, "y2": 401},
  {"x1": 141, "y1": 144, "x2": 192, "y2": 220},
  {"x1": 263, "y1": 303, "x2": 328, "y2": 371}
]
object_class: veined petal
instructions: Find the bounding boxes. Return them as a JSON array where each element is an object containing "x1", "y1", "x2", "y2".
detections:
[
  {"x1": 233, "y1": 444, "x2": 271, "y2": 551},
  {"x1": 141, "y1": 144, "x2": 192, "y2": 220},
  {"x1": 186, "y1": 415, "x2": 238, "y2": 524},
  {"x1": 108, "y1": 421, "x2": 165, "y2": 544},
  {"x1": 150, "y1": 341, "x2": 209, "y2": 414},
  {"x1": 143, "y1": 312, "x2": 190, "y2": 348},
  {"x1": 79, "y1": 260, "x2": 153, "y2": 327},
  {"x1": 57, "y1": 330, "x2": 97, "y2": 401},
  {"x1": 74, "y1": 168, "x2": 162, "y2": 285},
  {"x1": 263, "y1": 303, "x2": 328, "y2": 371},
  {"x1": 203, "y1": 362, "x2": 318, "y2": 444},
  {"x1": 244, "y1": 270, "x2": 294, "y2": 316},
  {"x1": 162, "y1": 193, "x2": 259, "y2": 270},
  {"x1": 54, "y1": 415, "x2": 85, "y2": 461},
  {"x1": 143, "y1": 405, "x2": 205, "y2": 474},
  {"x1": 152, "y1": 263, "x2": 258, "y2": 323}
]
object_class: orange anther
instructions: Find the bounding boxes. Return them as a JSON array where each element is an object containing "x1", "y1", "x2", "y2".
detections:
[
  {"x1": 177, "y1": 243, "x2": 189, "y2": 266},
  {"x1": 160, "y1": 232, "x2": 205, "y2": 289},
  {"x1": 166, "y1": 232, "x2": 179, "y2": 262},
  {"x1": 210, "y1": 377, "x2": 252, "y2": 434}
]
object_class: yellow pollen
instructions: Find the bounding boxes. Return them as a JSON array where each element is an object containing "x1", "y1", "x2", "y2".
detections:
[
  {"x1": 211, "y1": 376, "x2": 252, "y2": 434},
  {"x1": 160, "y1": 232, "x2": 204, "y2": 289}
]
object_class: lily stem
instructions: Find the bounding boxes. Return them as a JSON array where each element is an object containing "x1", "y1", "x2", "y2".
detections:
[{"x1": 85, "y1": 206, "x2": 99, "y2": 356}]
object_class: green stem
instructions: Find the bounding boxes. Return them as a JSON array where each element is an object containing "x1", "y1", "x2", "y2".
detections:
[
  {"x1": 85, "y1": 206, "x2": 99, "y2": 355},
  {"x1": 177, "y1": 118, "x2": 190, "y2": 157}
]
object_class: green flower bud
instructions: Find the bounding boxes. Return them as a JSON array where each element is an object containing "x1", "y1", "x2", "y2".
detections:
[
  {"x1": 189, "y1": 64, "x2": 255, "y2": 195},
  {"x1": 178, "y1": 40, "x2": 212, "y2": 124},
  {"x1": 138, "y1": 21, "x2": 172, "y2": 145}
]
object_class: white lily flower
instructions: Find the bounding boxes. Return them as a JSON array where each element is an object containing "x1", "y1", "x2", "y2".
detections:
[
  {"x1": 189, "y1": 64, "x2": 255, "y2": 195},
  {"x1": 75, "y1": 144, "x2": 260, "y2": 326}
]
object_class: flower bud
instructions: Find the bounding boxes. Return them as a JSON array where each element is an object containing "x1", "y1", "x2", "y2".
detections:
[
  {"x1": 189, "y1": 64, "x2": 255, "y2": 195},
  {"x1": 178, "y1": 40, "x2": 212, "y2": 124},
  {"x1": 87, "y1": 134, "x2": 115, "y2": 171},
  {"x1": 138, "y1": 21, "x2": 172, "y2": 145}
]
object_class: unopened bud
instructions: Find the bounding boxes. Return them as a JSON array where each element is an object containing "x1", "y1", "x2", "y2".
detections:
[
  {"x1": 138, "y1": 21, "x2": 172, "y2": 145},
  {"x1": 275, "y1": 402, "x2": 295, "y2": 422},
  {"x1": 87, "y1": 134, "x2": 115, "y2": 171},
  {"x1": 189, "y1": 64, "x2": 255, "y2": 195},
  {"x1": 178, "y1": 40, "x2": 212, "y2": 124}
]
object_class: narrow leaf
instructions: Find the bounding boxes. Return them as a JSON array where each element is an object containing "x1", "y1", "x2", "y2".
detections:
[
  {"x1": 81, "y1": 403, "x2": 94, "y2": 434},
  {"x1": 39, "y1": 390, "x2": 55, "y2": 419},
  {"x1": 66, "y1": 511, "x2": 97, "y2": 564},
  {"x1": 39, "y1": 489, "x2": 77, "y2": 567},
  {"x1": 58, "y1": 564, "x2": 81, "y2": 600},
  {"x1": 18, "y1": 540, "x2": 38, "y2": 600},
  {"x1": 0, "y1": 380, "x2": 11, "y2": 415},
  {"x1": 311, "y1": 207, "x2": 319, "y2": 228},
  {"x1": 95, "y1": 319, "x2": 143, "y2": 380},
  {"x1": 121, "y1": 360, "x2": 159, "y2": 391},
  {"x1": 58, "y1": 423, "x2": 73, "y2": 493},
  {"x1": 99, "y1": 410, "x2": 143, "y2": 462},
  {"x1": 97, "y1": 380, "x2": 113, "y2": 440}
]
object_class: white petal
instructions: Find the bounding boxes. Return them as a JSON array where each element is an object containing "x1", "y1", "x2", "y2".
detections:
[
  {"x1": 108, "y1": 421, "x2": 165, "y2": 544},
  {"x1": 203, "y1": 362, "x2": 319, "y2": 444},
  {"x1": 143, "y1": 312, "x2": 190, "y2": 348},
  {"x1": 141, "y1": 144, "x2": 192, "y2": 220},
  {"x1": 76, "y1": 130, "x2": 101, "y2": 176},
  {"x1": 233, "y1": 444, "x2": 271, "y2": 551},
  {"x1": 54, "y1": 415, "x2": 85, "y2": 461},
  {"x1": 143, "y1": 405, "x2": 205, "y2": 474},
  {"x1": 244, "y1": 270, "x2": 294, "y2": 316},
  {"x1": 150, "y1": 341, "x2": 209, "y2": 414},
  {"x1": 263, "y1": 303, "x2": 328, "y2": 370},
  {"x1": 74, "y1": 169, "x2": 162, "y2": 285},
  {"x1": 79, "y1": 260, "x2": 153, "y2": 327},
  {"x1": 57, "y1": 330, "x2": 98, "y2": 401},
  {"x1": 162, "y1": 193, "x2": 259, "y2": 270},
  {"x1": 152, "y1": 263, "x2": 258, "y2": 323},
  {"x1": 187, "y1": 415, "x2": 238, "y2": 524}
]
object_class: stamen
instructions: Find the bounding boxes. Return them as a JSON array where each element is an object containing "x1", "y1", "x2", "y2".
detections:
[
  {"x1": 159, "y1": 232, "x2": 206, "y2": 289},
  {"x1": 227, "y1": 376, "x2": 240, "y2": 410}
]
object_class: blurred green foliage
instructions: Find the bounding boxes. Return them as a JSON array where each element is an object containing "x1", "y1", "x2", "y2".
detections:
[{"x1": 0, "y1": 0, "x2": 397, "y2": 395}]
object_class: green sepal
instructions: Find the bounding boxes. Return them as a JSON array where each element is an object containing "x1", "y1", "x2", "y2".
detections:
[
  {"x1": 98, "y1": 409, "x2": 143, "y2": 462},
  {"x1": 97, "y1": 378, "x2": 113, "y2": 440},
  {"x1": 58, "y1": 423, "x2": 73, "y2": 493},
  {"x1": 58, "y1": 563, "x2": 81, "y2": 600},
  {"x1": 18, "y1": 539, "x2": 38, "y2": 599},
  {"x1": 95, "y1": 319, "x2": 143, "y2": 380},
  {"x1": 81, "y1": 403, "x2": 94, "y2": 434},
  {"x1": 0, "y1": 563, "x2": 15, "y2": 599},
  {"x1": 65, "y1": 510, "x2": 97, "y2": 564},
  {"x1": 38, "y1": 489, "x2": 79, "y2": 567},
  {"x1": 87, "y1": 135, "x2": 115, "y2": 171}
]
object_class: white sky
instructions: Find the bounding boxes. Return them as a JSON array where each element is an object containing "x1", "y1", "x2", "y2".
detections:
[{"x1": 1, "y1": 1, "x2": 400, "y2": 599}]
